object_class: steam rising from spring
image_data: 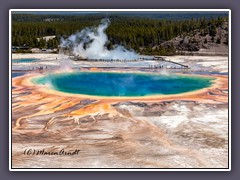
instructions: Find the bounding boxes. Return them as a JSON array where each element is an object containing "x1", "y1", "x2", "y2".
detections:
[{"x1": 61, "y1": 19, "x2": 139, "y2": 60}]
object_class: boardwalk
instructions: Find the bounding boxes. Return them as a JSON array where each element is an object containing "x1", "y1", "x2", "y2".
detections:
[{"x1": 12, "y1": 56, "x2": 190, "y2": 71}]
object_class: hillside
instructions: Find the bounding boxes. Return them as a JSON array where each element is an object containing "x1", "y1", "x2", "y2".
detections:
[
  {"x1": 12, "y1": 13, "x2": 229, "y2": 56},
  {"x1": 160, "y1": 21, "x2": 228, "y2": 55}
]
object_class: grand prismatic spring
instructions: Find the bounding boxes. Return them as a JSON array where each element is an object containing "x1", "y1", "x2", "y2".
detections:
[
  {"x1": 12, "y1": 64, "x2": 228, "y2": 168},
  {"x1": 32, "y1": 72, "x2": 215, "y2": 97}
]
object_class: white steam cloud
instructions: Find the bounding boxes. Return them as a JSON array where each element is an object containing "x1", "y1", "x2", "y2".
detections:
[{"x1": 61, "y1": 19, "x2": 139, "y2": 60}]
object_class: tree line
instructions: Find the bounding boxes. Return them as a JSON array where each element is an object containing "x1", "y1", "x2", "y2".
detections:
[{"x1": 12, "y1": 14, "x2": 228, "y2": 55}]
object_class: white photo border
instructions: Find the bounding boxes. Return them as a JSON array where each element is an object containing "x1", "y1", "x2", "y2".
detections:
[{"x1": 9, "y1": 9, "x2": 231, "y2": 171}]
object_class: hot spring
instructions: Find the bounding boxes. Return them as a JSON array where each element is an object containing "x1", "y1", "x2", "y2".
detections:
[
  {"x1": 33, "y1": 72, "x2": 215, "y2": 97},
  {"x1": 13, "y1": 58, "x2": 39, "y2": 63}
]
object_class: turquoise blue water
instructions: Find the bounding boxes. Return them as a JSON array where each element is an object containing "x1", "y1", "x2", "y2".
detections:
[
  {"x1": 13, "y1": 58, "x2": 39, "y2": 63},
  {"x1": 33, "y1": 72, "x2": 214, "y2": 97}
]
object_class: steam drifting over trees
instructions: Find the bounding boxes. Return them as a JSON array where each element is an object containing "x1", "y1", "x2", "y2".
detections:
[{"x1": 12, "y1": 13, "x2": 228, "y2": 55}]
